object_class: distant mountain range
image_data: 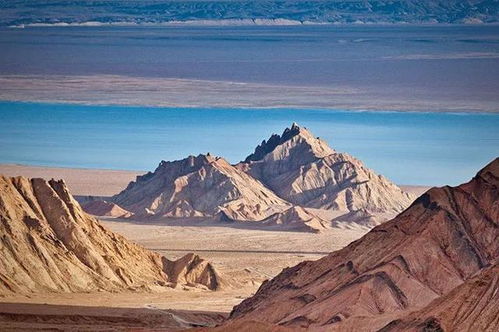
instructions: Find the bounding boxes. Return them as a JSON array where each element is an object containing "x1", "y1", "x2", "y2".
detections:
[{"x1": 2, "y1": 0, "x2": 498, "y2": 27}]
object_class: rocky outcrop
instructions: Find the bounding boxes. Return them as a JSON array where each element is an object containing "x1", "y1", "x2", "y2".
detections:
[
  {"x1": 238, "y1": 123, "x2": 415, "y2": 218},
  {"x1": 380, "y1": 262, "x2": 499, "y2": 332},
  {"x1": 81, "y1": 199, "x2": 133, "y2": 218},
  {"x1": 108, "y1": 124, "x2": 414, "y2": 228},
  {"x1": 262, "y1": 206, "x2": 328, "y2": 233},
  {"x1": 0, "y1": 176, "x2": 222, "y2": 295},
  {"x1": 227, "y1": 158, "x2": 499, "y2": 331},
  {"x1": 113, "y1": 154, "x2": 289, "y2": 221}
]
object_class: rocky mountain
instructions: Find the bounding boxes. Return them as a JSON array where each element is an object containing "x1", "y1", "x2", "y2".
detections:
[
  {"x1": 106, "y1": 124, "x2": 415, "y2": 229},
  {"x1": 3, "y1": 1, "x2": 498, "y2": 27},
  {"x1": 226, "y1": 158, "x2": 498, "y2": 331},
  {"x1": 238, "y1": 123, "x2": 415, "y2": 220},
  {"x1": 0, "y1": 175, "x2": 222, "y2": 295},
  {"x1": 112, "y1": 154, "x2": 289, "y2": 221}
]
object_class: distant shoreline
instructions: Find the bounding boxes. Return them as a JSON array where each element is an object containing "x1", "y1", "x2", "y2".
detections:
[
  {"x1": 1, "y1": 75, "x2": 498, "y2": 114},
  {"x1": 1, "y1": 99, "x2": 497, "y2": 114},
  {"x1": 7, "y1": 22, "x2": 499, "y2": 29}
]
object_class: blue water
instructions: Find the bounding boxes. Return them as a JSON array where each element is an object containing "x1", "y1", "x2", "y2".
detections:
[{"x1": 0, "y1": 101, "x2": 497, "y2": 186}]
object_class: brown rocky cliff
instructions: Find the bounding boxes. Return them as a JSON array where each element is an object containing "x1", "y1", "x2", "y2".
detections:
[
  {"x1": 379, "y1": 262, "x2": 498, "y2": 332},
  {"x1": 0, "y1": 176, "x2": 222, "y2": 295}
]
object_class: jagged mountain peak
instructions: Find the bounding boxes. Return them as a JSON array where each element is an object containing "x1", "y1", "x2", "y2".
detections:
[
  {"x1": 243, "y1": 123, "x2": 334, "y2": 163},
  {"x1": 238, "y1": 124, "x2": 414, "y2": 216},
  {"x1": 156, "y1": 153, "x2": 220, "y2": 170}
]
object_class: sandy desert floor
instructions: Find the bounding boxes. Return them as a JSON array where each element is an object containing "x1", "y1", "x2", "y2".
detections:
[
  {"x1": 1, "y1": 216, "x2": 366, "y2": 311},
  {"x1": 0, "y1": 164, "x2": 429, "y2": 330},
  {"x1": 0, "y1": 164, "x2": 142, "y2": 196}
]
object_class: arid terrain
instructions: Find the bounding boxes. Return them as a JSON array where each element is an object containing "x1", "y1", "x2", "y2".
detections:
[
  {"x1": 0, "y1": 158, "x2": 496, "y2": 331},
  {"x1": 214, "y1": 158, "x2": 499, "y2": 331},
  {"x1": 4, "y1": 127, "x2": 495, "y2": 332},
  {"x1": 0, "y1": 162, "x2": 372, "y2": 330}
]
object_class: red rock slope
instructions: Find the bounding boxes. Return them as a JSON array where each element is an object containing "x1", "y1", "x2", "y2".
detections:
[
  {"x1": 380, "y1": 261, "x2": 498, "y2": 332},
  {"x1": 227, "y1": 158, "x2": 498, "y2": 331}
]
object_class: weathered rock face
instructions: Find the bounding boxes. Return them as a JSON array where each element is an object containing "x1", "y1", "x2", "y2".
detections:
[
  {"x1": 238, "y1": 123, "x2": 415, "y2": 216},
  {"x1": 228, "y1": 158, "x2": 499, "y2": 331},
  {"x1": 380, "y1": 262, "x2": 499, "y2": 332},
  {"x1": 0, "y1": 176, "x2": 222, "y2": 295},
  {"x1": 109, "y1": 124, "x2": 414, "y2": 228},
  {"x1": 113, "y1": 154, "x2": 289, "y2": 221}
]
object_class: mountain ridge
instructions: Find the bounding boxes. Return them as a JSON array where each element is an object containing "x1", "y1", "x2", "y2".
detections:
[
  {"x1": 112, "y1": 153, "x2": 290, "y2": 221},
  {"x1": 3, "y1": 1, "x2": 498, "y2": 27},
  {"x1": 238, "y1": 123, "x2": 415, "y2": 219},
  {"x1": 225, "y1": 157, "x2": 498, "y2": 330},
  {"x1": 0, "y1": 175, "x2": 223, "y2": 295},
  {"x1": 107, "y1": 123, "x2": 414, "y2": 229}
]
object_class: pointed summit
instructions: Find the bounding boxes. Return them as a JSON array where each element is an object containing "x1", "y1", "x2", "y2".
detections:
[
  {"x1": 243, "y1": 123, "x2": 333, "y2": 163},
  {"x1": 238, "y1": 125, "x2": 414, "y2": 219}
]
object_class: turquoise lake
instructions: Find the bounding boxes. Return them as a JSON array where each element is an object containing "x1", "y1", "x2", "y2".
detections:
[{"x1": 1, "y1": 102, "x2": 498, "y2": 186}]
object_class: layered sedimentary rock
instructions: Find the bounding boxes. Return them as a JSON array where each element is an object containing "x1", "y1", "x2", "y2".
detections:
[
  {"x1": 0, "y1": 176, "x2": 222, "y2": 295},
  {"x1": 109, "y1": 124, "x2": 414, "y2": 228},
  {"x1": 227, "y1": 158, "x2": 499, "y2": 331},
  {"x1": 381, "y1": 262, "x2": 499, "y2": 332},
  {"x1": 113, "y1": 154, "x2": 289, "y2": 221},
  {"x1": 238, "y1": 123, "x2": 415, "y2": 219}
]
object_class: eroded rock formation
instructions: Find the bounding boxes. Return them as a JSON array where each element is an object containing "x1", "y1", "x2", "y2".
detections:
[
  {"x1": 0, "y1": 176, "x2": 222, "y2": 295},
  {"x1": 226, "y1": 158, "x2": 499, "y2": 331},
  {"x1": 261, "y1": 206, "x2": 328, "y2": 233},
  {"x1": 381, "y1": 262, "x2": 499, "y2": 332},
  {"x1": 110, "y1": 124, "x2": 415, "y2": 229},
  {"x1": 238, "y1": 123, "x2": 415, "y2": 217},
  {"x1": 81, "y1": 199, "x2": 132, "y2": 218},
  {"x1": 113, "y1": 154, "x2": 289, "y2": 221}
]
